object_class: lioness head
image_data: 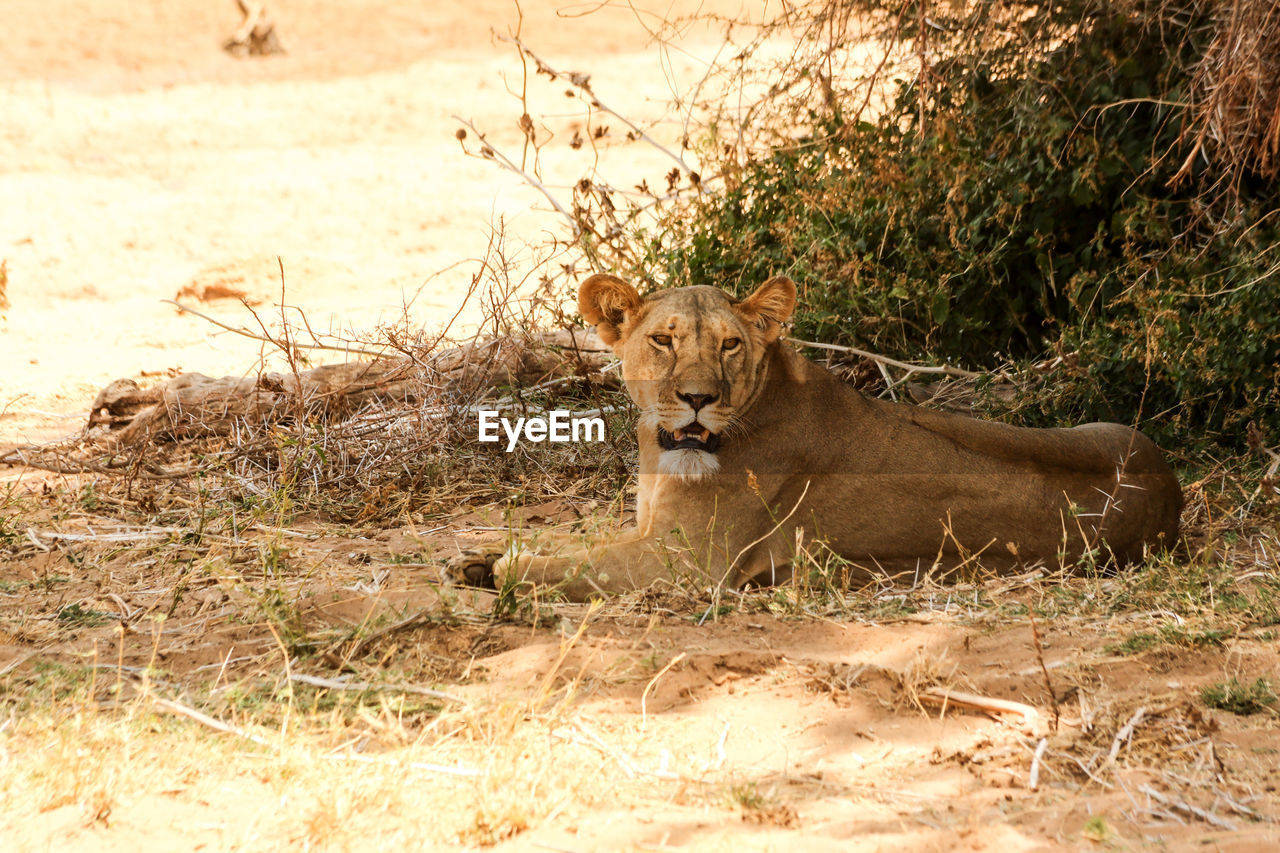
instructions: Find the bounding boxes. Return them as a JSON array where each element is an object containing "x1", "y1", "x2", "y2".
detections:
[{"x1": 579, "y1": 275, "x2": 796, "y2": 479}]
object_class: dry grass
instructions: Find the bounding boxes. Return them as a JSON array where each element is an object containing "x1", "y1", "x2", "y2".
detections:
[
  {"x1": 2, "y1": 450, "x2": 1277, "y2": 848},
  {"x1": 2, "y1": 691, "x2": 614, "y2": 847},
  {"x1": 0, "y1": 586, "x2": 789, "y2": 849},
  {"x1": 1178, "y1": 0, "x2": 1280, "y2": 201},
  {"x1": 4, "y1": 508, "x2": 1277, "y2": 847}
]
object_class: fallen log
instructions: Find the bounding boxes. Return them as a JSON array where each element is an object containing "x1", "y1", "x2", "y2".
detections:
[{"x1": 88, "y1": 328, "x2": 613, "y2": 445}]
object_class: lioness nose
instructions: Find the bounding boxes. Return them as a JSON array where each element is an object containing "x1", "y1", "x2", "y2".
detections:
[{"x1": 677, "y1": 391, "x2": 718, "y2": 412}]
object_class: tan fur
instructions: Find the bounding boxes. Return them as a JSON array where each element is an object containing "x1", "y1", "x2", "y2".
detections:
[{"x1": 447, "y1": 276, "x2": 1182, "y2": 600}]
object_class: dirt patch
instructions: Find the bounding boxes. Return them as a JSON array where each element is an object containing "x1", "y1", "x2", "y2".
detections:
[
  {"x1": 3, "y1": 499, "x2": 1278, "y2": 849},
  {"x1": 2, "y1": 504, "x2": 1280, "y2": 850}
]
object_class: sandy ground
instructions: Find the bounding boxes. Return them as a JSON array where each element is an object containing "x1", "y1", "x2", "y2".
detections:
[
  {"x1": 0, "y1": 0, "x2": 733, "y2": 450},
  {"x1": 3, "y1": 515, "x2": 1278, "y2": 851}
]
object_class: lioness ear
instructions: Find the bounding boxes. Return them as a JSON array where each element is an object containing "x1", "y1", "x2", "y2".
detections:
[
  {"x1": 738, "y1": 276, "x2": 796, "y2": 342},
  {"x1": 579, "y1": 274, "x2": 643, "y2": 345}
]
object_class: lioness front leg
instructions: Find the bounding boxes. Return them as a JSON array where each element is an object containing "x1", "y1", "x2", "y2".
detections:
[
  {"x1": 442, "y1": 528, "x2": 591, "y2": 589},
  {"x1": 447, "y1": 531, "x2": 709, "y2": 601}
]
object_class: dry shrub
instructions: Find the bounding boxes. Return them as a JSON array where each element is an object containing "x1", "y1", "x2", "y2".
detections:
[{"x1": 0, "y1": 234, "x2": 632, "y2": 524}]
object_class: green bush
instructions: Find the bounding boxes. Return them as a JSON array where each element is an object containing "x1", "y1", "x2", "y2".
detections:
[{"x1": 635, "y1": 0, "x2": 1279, "y2": 448}]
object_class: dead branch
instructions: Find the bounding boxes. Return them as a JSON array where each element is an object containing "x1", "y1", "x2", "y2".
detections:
[
  {"x1": 785, "y1": 337, "x2": 982, "y2": 380},
  {"x1": 153, "y1": 696, "x2": 272, "y2": 746},
  {"x1": 1028, "y1": 737, "x2": 1049, "y2": 790},
  {"x1": 289, "y1": 672, "x2": 467, "y2": 705},
  {"x1": 1103, "y1": 705, "x2": 1147, "y2": 768},
  {"x1": 453, "y1": 117, "x2": 581, "y2": 236},
  {"x1": 1139, "y1": 784, "x2": 1239, "y2": 831},
  {"x1": 919, "y1": 687, "x2": 1043, "y2": 732},
  {"x1": 165, "y1": 299, "x2": 387, "y2": 359}
]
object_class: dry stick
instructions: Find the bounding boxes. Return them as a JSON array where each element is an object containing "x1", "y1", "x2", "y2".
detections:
[
  {"x1": 24, "y1": 527, "x2": 50, "y2": 552},
  {"x1": 1104, "y1": 706, "x2": 1147, "y2": 768},
  {"x1": 30, "y1": 528, "x2": 183, "y2": 544},
  {"x1": 452, "y1": 117, "x2": 580, "y2": 236},
  {"x1": 569, "y1": 719, "x2": 680, "y2": 781},
  {"x1": 341, "y1": 608, "x2": 438, "y2": 662},
  {"x1": 1028, "y1": 612, "x2": 1061, "y2": 733},
  {"x1": 153, "y1": 696, "x2": 272, "y2": 746},
  {"x1": 0, "y1": 651, "x2": 36, "y2": 678},
  {"x1": 230, "y1": 0, "x2": 267, "y2": 45},
  {"x1": 288, "y1": 672, "x2": 467, "y2": 705},
  {"x1": 1217, "y1": 792, "x2": 1261, "y2": 820},
  {"x1": 1028, "y1": 737, "x2": 1049, "y2": 791},
  {"x1": 568, "y1": 720, "x2": 636, "y2": 778},
  {"x1": 919, "y1": 687, "x2": 1042, "y2": 731},
  {"x1": 641, "y1": 651, "x2": 687, "y2": 732},
  {"x1": 0, "y1": 447, "x2": 198, "y2": 479},
  {"x1": 785, "y1": 336, "x2": 982, "y2": 380},
  {"x1": 1051, "y1": 748, "x2": 1115, "y2": 789},
  {"x1": 1139, "y1": 785, "x2": 1239, "y2": 832}
]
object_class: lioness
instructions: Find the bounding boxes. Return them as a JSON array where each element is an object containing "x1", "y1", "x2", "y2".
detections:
[{"x1": 448, "y1": 275, "x2": 1181, "y2": 600}]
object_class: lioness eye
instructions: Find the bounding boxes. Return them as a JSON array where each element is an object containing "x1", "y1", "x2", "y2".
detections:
[
  {"x1": 722, "y1": 337, "x2": 741, "y2": 351},
  {"x1": 651, "y1": 334, "x2": 672, "y2": 347}
]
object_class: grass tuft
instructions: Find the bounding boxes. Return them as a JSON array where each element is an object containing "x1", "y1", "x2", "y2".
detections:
[{"x1": 1201, "y1": 677, "x2": 1278, "y2": 716}]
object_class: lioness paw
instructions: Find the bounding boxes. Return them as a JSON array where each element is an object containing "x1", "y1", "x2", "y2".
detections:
[{"x1": 443, "y1": 546, "x2": 505, "y2": 589}]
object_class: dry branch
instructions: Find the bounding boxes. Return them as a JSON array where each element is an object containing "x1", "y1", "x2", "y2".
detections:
[
  {"x1": 919, "y1": 687, "x2": 1043, "y2": 732},
  {"x1": 496, "y1": 33, "x2": 695, "y2": 178},
  {"x1": 164, "y1": 299, "x2": 386, "y2": 359},
  {"x1": 785, "y1": 337, "x2": 981, "y2": 381},
  {"x1": 153, "y1": 696, "x2": 272, "y2": 746},
  {"x1": 1103, "y1": 705, "x2": 1147, "y2": 768},
  {"x1": 289, "y1": 672, "x2": 467, "y2": 705},
  {"x1": 1139, "y1": 784, "x2": 1239, "y2": 831}
]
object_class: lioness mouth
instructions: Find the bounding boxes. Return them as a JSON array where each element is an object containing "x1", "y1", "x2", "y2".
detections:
[{"x1": 658, "y1": 425, "x2": 722, "y2": 453}]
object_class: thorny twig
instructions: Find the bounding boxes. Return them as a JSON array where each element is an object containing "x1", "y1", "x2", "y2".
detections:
[
  {"x1": 452, "y1": 116, "x2": 581, "y2": 238},
  {"x1": 165, "y1": 299, "x2": 387, "y2": 359},
  {"x1": 497, "y1": 33, "x2": 695, "y2": 178}
]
